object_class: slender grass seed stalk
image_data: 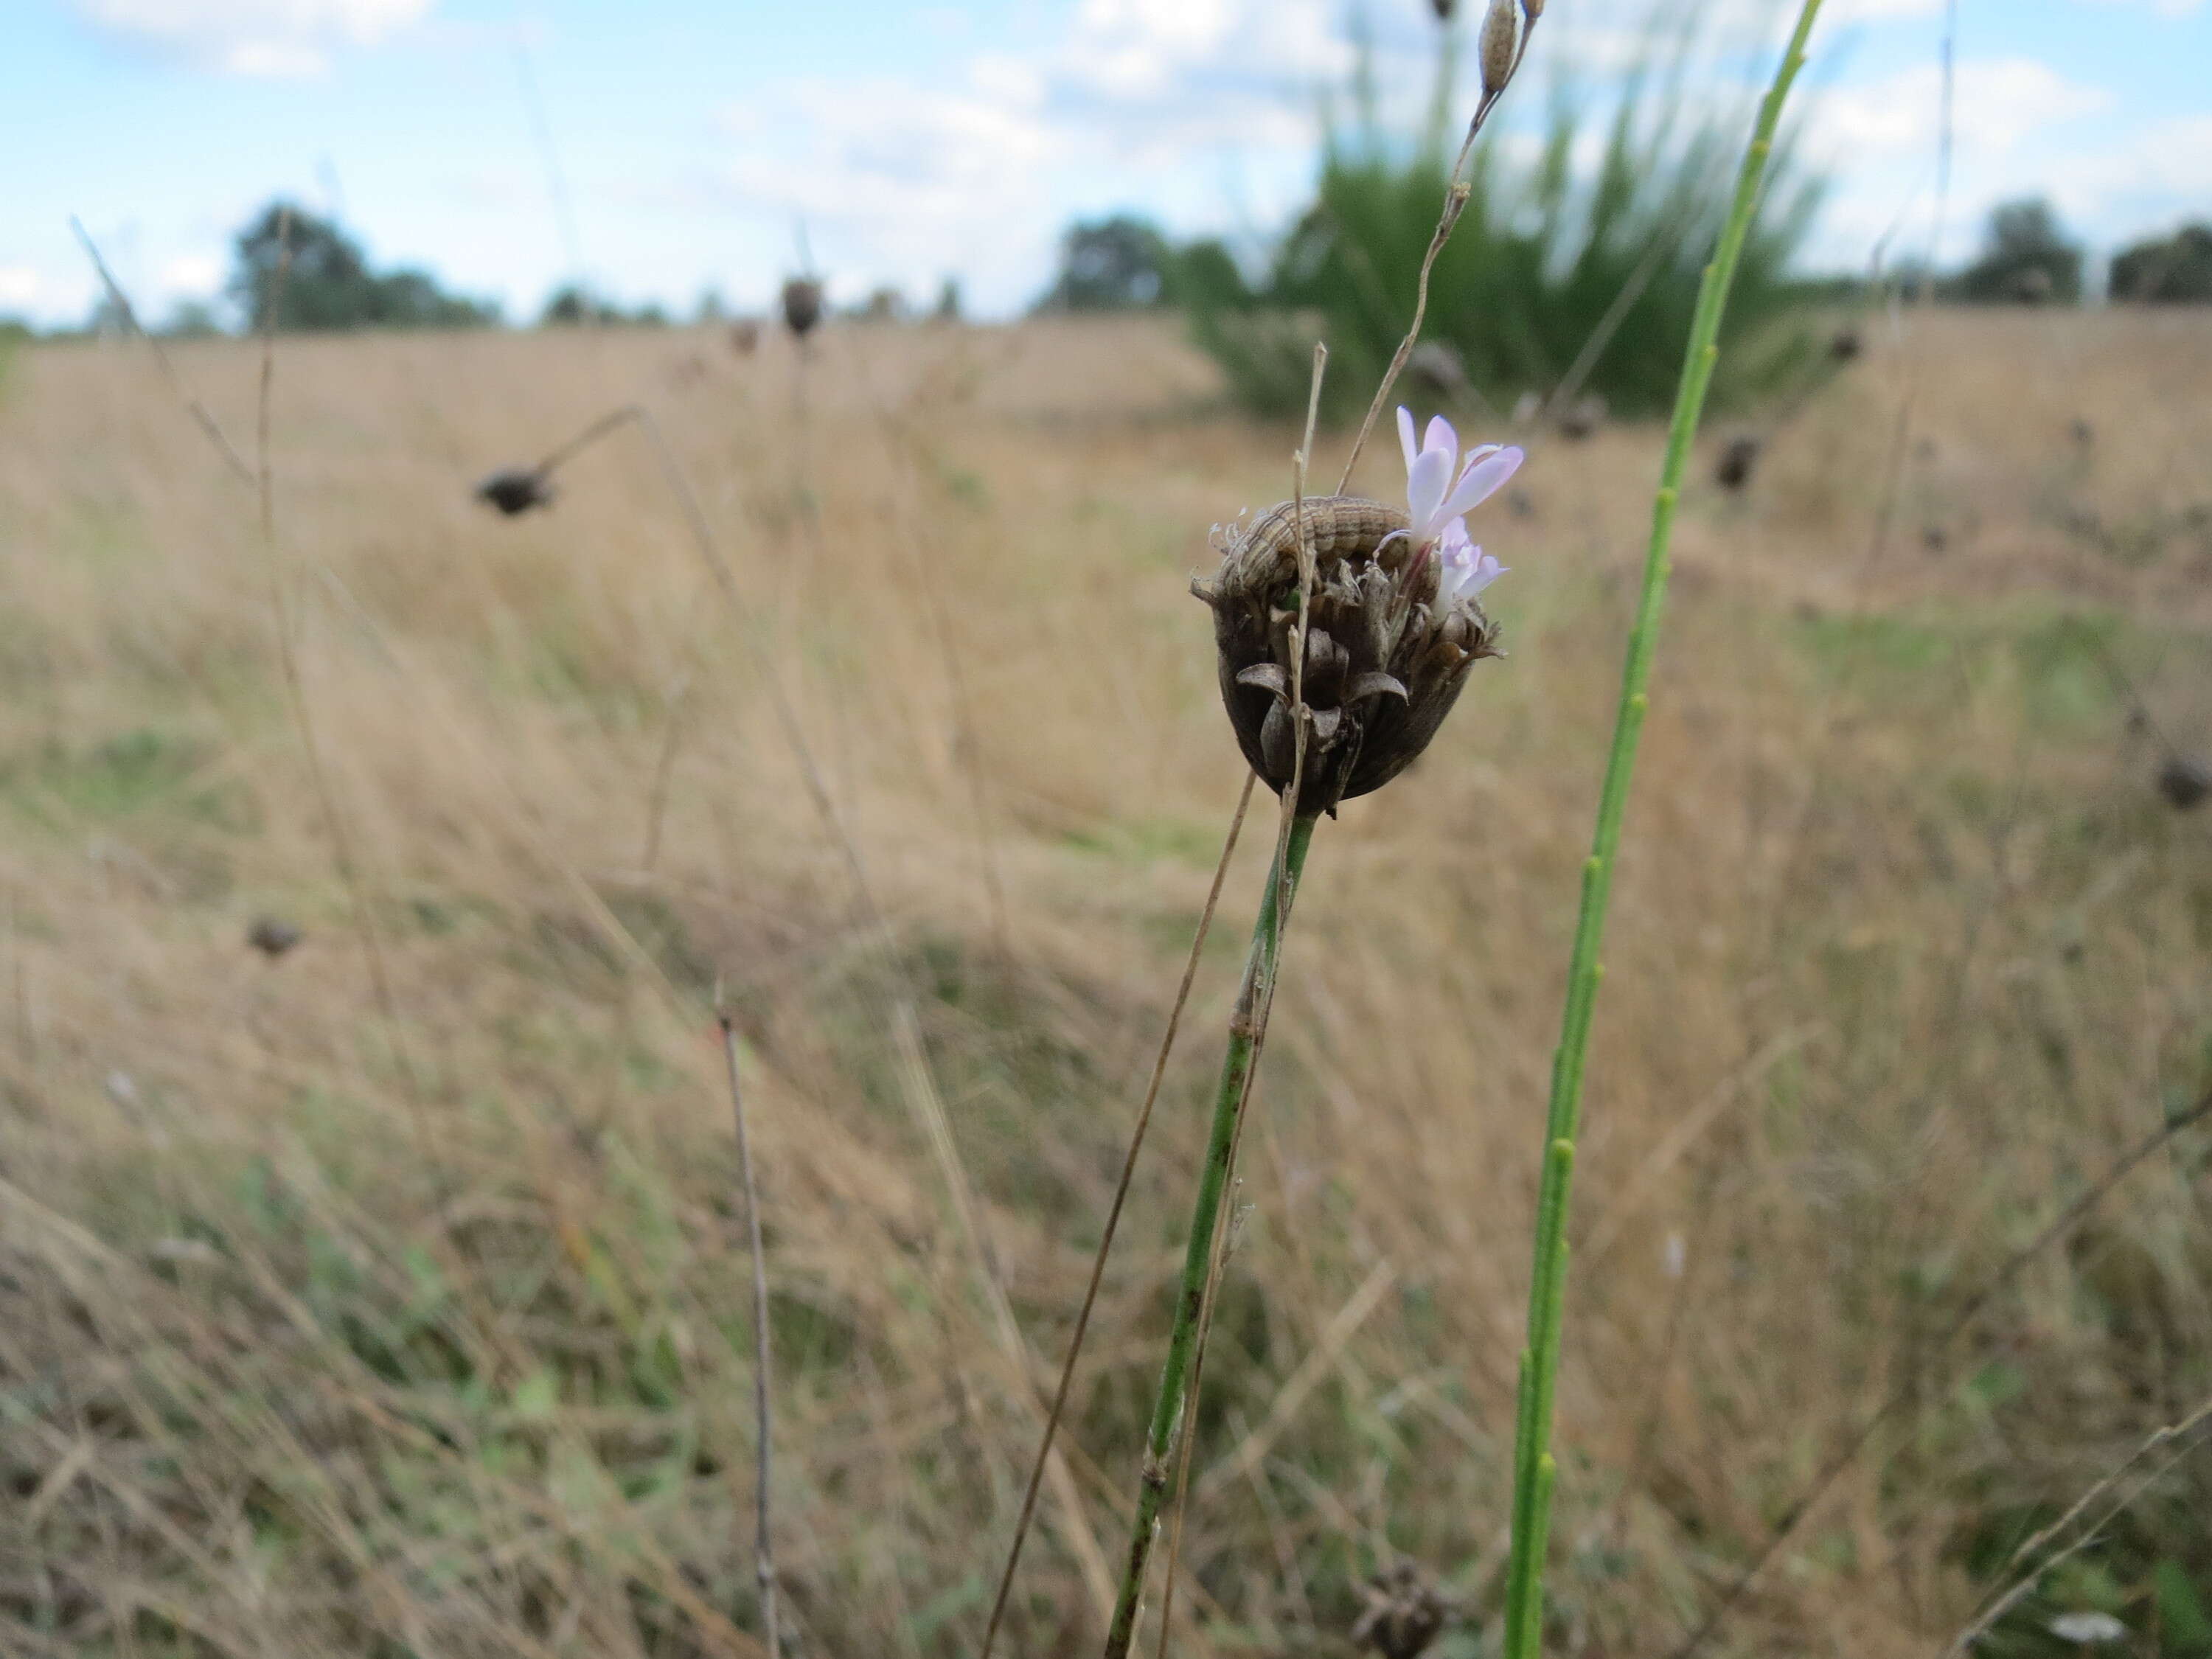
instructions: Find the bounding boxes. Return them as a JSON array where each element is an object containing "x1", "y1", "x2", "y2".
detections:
[{"x1": 1497, "y1": 8, "x2": 1826, "y2": 1658}]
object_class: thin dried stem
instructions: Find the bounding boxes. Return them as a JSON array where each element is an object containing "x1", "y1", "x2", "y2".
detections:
[
  {"x1": 70, "y1": 218, "x2": 255, "y2": 487},
  {"x1": 978, "y1": 772, "x2": 1256, "y2": 1659},
  {"x1": 1942, "y1": 1394, "x2": 2212, "y2": 1659},
  {"x1": 641, "y1": 672, "x2": 692, "y2": 873},
  {"x1": 717, "y1": 1007, "x2": 780, "y2": 1656},
  {"x1": 245, "y1": 213, "x2": 435, "y2": 1162},
  {"x1": 1335, "y1": 24, "x2": 1537, "y2": 493},
  {"x1": 1099, "y1": 812, "x2": 1317, "y2": 1659},
  {"x1": 1150, "y1": 341, "x2": 1329, "y2": 1658},
  {"x1": 840, "y1": 341, "x2": 1014, "y2": 956}
]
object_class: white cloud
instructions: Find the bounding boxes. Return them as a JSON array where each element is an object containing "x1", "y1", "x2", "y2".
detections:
[
  {"x1": 0, "y1": 266, "x2": 44, "y2": 310},
  {"x1": 2051, "y1": 112, "x2": 2212, "y2": 212},
  {"x1": 1816, "y1": 57, "x2": 2112, "y2": 160},
  {"x1": 2080, "y1": 0, "x2": 2203, "y2": 15},
  {"x1": 77, "y1": 0, "x2": 434, "y2": 77},
  {"x1": 709, "y1": 0, "x2": 1357, "y2": 310},
  {"x1": 159, "y1": 253, "x2": 223, "y2": 296}
]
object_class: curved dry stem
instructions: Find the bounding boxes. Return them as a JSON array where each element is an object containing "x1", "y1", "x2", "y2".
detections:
[
  {"x1": 1334, "y1": 23, "x2": 1537, "y2": 493},
  {"x1": 978, "y1": 773, "x2": 1257, "y2": 1659},
  {"x1": 718, "y1": 1011, "x2": 780, "y2": 1656}
]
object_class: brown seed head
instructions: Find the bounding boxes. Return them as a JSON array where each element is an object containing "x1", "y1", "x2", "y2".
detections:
[
  {"x1": 1194, "y1": 495, "x2": 1502, "y2": 815},
  {"x1": 1479, "y1": 0, "x2": 1519, "y2": 97},
  {"x1": 1715, "y1": 434, "x2": 1761, "y2": 492},
  {"x1": 781, "y1": 277, "x2": 824, "y2": 338},
  {"x1": 2160, "y1": 754, "x2": 2211, "y2": 811},
  {"x1": 476, "y1": 467, "x2": 555, "y2": 516},
  {"x1": 1520, "y1": 0, "x2": 1543, "y2": 18},
  {"x1": 1555, "y1": 392, "x2": 1606, "y2": 442},
  {"x1": 1430, "y1": 0, "x2": 1453, "y2": 18},
  {"x1": 247, "y1": 916, "x2": 302, "y2": 958},
  {"x1": 1351, "y1": 1563, "x2": 1456, "y2": 1659}
]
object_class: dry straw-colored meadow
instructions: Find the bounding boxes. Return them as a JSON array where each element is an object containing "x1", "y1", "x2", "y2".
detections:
[{"x1": 0, "y1": 307, "x2": 2208, "y2": 1658}]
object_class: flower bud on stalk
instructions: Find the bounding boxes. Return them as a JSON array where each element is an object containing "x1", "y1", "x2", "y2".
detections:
[
  {"x1": 1481, "y1": 0, "x2": 1520, "y2": 98},
  {"x1": 1194, "y1": 410, "x2": 1522, "y2": 815}
]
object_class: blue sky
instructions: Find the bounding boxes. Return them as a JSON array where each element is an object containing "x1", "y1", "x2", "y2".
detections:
[{"x1": 3, "y1": 0, "x2": 2208, "y2": 328}]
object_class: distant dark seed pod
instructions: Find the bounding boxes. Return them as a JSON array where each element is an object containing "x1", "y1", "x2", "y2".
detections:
[
  {"x1": 1352, "y1": 1563, "x2": 1455, "y2": 1659},
  {"x1": 1828, "y1": 325, "x2": 1863, "y2": 363},
  {"x1": 1193, "y1": 495, "x2": 1501, "y2": 816},
  {"x1": 1715, "y1": 434, "x2": 1761, "y2": 492},
  {"x1": 781, "y1": 278, "x2": 824, "y2": 338},
  {"x1": 1555, "y1": 393, "x2": 1605, "y2": 442},
  {"x1": 729, "y1": 319, "x2": 760, "y2": 355},
  {"x1": 247, "y1": 916, "x2": 302, "y2": 958},
  {"x1": 1430, "y1": 0, "x2": 1453, "y2": 18},
  {"x1": 2160, "y1": 754, "x2": 2211, "y2": 810},
  {"x1": 2069, "y1": 417, "x2": 2093, "y2": 448},
  {"x1": 1921, "y1": 524, "x2": 1949, "y2": 553},
  {"x1": 476, "y1": 468, "x2": 555, "y2": 516}
]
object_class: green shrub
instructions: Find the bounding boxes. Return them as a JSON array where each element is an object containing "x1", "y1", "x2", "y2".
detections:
[{"x1": 1190, "y1": 53, "x2": 1827, "y2": 423}]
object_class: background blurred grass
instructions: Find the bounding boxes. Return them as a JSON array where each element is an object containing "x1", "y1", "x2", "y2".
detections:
[{"x1": 0, "y1": 305, "x2": 2208, "y2": 1658}]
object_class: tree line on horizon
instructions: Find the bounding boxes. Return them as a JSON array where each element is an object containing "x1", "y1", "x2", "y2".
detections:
[{"x1": 7, "y1": 189, "x2": 2207, "y2": 351}]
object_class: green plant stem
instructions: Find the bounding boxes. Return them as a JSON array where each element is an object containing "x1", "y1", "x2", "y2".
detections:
[
  {"x1": 1102, "y1": 811, "x2": 1318, "y2": 1659},
  {"x1": 1497, "y1": 8, "x2": 1824, "y2": 1658}
]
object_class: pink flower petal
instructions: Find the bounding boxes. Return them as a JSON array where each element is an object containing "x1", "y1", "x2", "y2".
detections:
[
  {"x1": 1397, "y1": 406, "x2": 1419, "y2": 473},
  {"x1": 1406, "y1": 446, "x2": 1453, "y2": 536},
  {"x1": 1435, "y1": 445, "x2": 1523, "y2": 524}
]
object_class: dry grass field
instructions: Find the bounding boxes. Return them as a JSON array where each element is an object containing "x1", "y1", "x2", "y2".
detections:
[{"x1": 0, "y1": 307, "x2": 2208, "y2": 1658}]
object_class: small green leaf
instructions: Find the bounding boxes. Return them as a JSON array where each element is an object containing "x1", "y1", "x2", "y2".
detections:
[
  {"x1": 511, "y1": 1369, "x2": 559, "y2": 1422},
  {"x1": 2157, "y1": 1559, "x2": 2212, "y2": 1652}
]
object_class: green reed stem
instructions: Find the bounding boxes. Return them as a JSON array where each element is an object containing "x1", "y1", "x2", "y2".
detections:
[
  {"x1": 1102, "y1": 811, "x2": 1318, "y2": 1659},
  {"x1": 1498, "y1": 8, "x2": 1823, "y2": 1657}
]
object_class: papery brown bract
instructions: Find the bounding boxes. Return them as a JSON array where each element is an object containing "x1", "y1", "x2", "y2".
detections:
[{"x1": 1195, "y1": 495, "x2": 1501, "y2": 815}]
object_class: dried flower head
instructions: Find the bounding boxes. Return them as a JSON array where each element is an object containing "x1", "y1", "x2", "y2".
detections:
[
  {"x1": 1828, "y1": 324, "x2": 1863, "y2": 364},
  {"x1": 1715, "y1": 434, "x2": 1761, "y2": 492},
  {"x1": 1556, "y1": 392, "x2": 1606, "y2": 442},
  {"x1": 476, "y1": 467, "x2": 555, "y2": 516},
  {"x1": 246, "y1": 916, "x2": 302, "y2": 958},
  {"x1": 2159, "y1": 753, "x2": 2210, "y2": 810},
  {"x1": 1429, "y1": 0, "x2": 1454, "y2": 18},
  {"x1": 1352, "y1": 1563, "x2": 1458, "y2": 1659},
  {"x1": 781, "y1": 277, "x2": 824, "y2": 338},
  {"x1": 1194, "y1": 408, "x2": 1521, "y2": 815}
]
